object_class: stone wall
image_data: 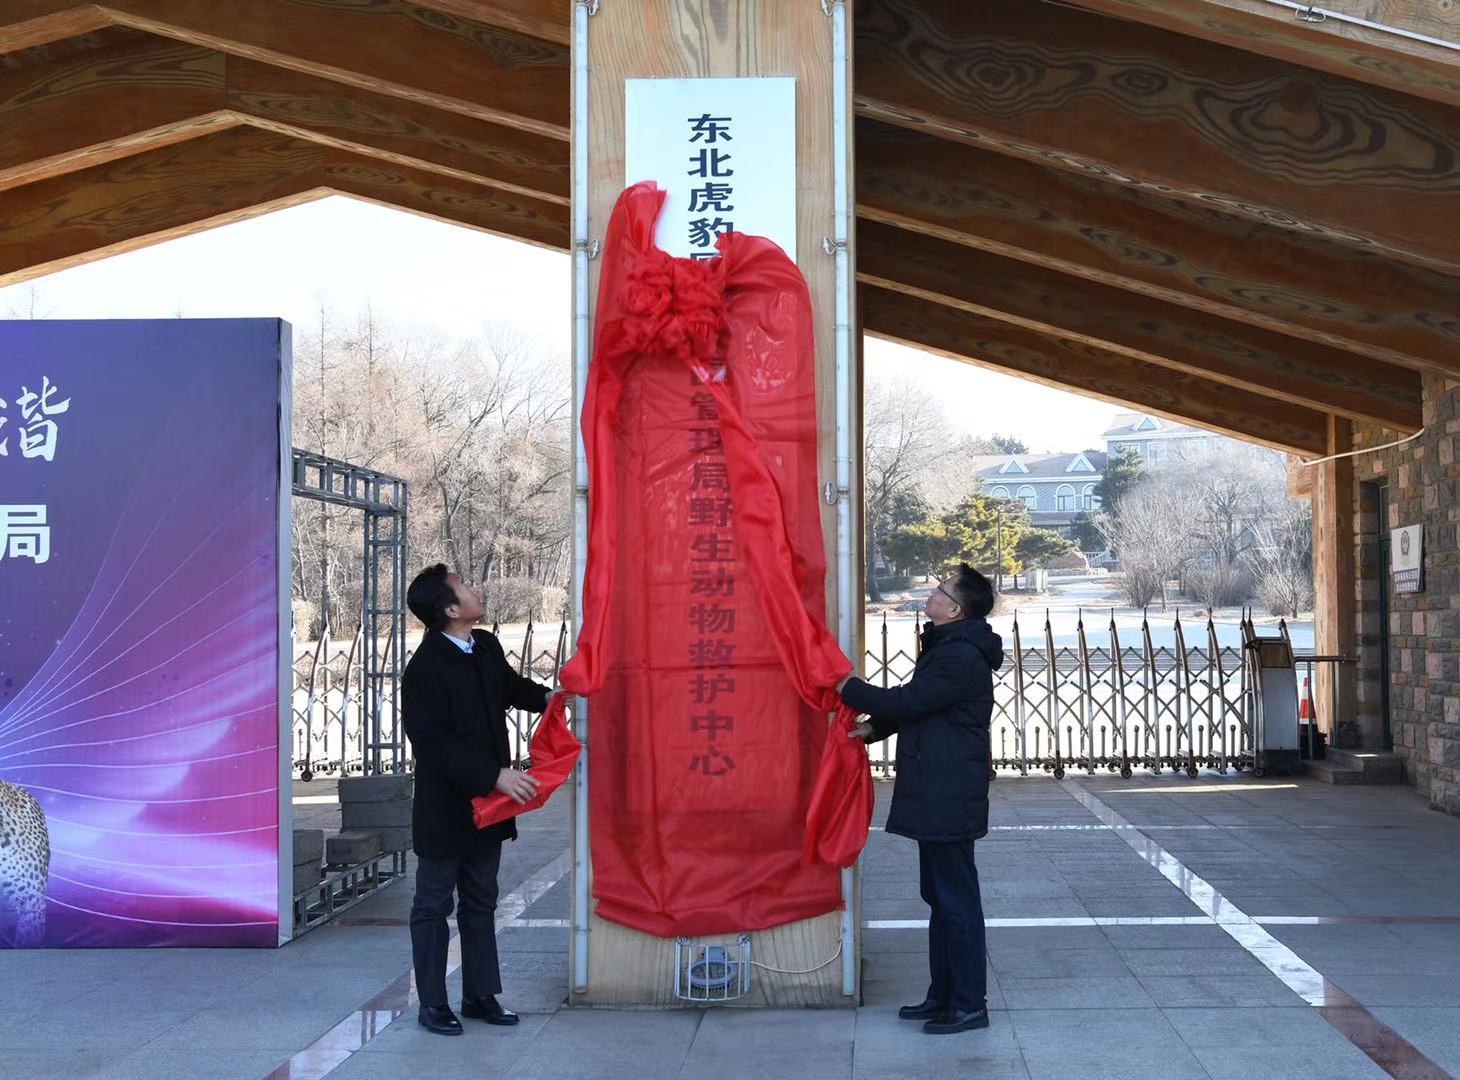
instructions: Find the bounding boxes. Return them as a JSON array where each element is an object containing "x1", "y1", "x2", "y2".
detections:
[{"x1": 1350, "y1": 375, "x2": 1460, "y2": 815}]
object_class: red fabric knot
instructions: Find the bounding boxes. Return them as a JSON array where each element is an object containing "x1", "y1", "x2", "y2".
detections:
[{"x1": 618, "y1": 248, "x2": 726, "y2": 368}]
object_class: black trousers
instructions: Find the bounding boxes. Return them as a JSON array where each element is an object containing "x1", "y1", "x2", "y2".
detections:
[
  {"x1": 410, "y1": 842, "x2": 503, "y2": 1008},
  {"x1": 918, "y1": 838, "x2": 988, "y2": 1013}
]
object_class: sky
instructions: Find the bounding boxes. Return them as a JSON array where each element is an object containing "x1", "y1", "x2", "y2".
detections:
[{"x1": 0, "y1": 195, "x2": 1116, "y2": 451}]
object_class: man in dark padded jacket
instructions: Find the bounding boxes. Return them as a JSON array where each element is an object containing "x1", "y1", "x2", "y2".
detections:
[{"x1": 837, "y1": 563, "x2": 1004, "y2": 1035}]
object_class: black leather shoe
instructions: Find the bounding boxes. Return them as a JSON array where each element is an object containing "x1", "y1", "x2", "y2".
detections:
[
  {"x1": 461, "y1": 995, "x2": 520, "y2": 1026},
  {"x1": 923, "y1": 1009, "x2": 990, "y2": 1035},
  {"x1": 898, "y1": 997, "x2": 947, "y2": 1021},
  {"x1": 418, "y1": 1004, "x2": 463, "y2": 1036}
]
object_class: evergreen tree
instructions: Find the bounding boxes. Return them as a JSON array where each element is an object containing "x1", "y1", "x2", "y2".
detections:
[
  {"x1": 1071, "y1": 512, "x2": 1104, "y2": 553},
  {"x1": 881, "y1": 519, "x2": 955, "y2": 577},
  {"x1": 1095, "y1": 446, "x2": 1146, "y2": 513},
  {"x1": 942, "y1": 494, "x2": 1029, "y2": 578},
  {"x1": 1016, "y1": 528, "x2": 1078, "y2": 568}
]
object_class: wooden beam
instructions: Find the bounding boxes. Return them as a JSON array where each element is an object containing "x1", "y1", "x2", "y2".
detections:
[
  {"x1": 861, "y1": 285, "x2": 1331, "y2": 457},
  {"x1": 413, "y1": 0, "x2": 569, "y2": 47},
  {"x1": 0, "y1": 0, "x2": 576, "y2": 50},
  {"x1": 859, "y1": 218, "x2": 1423, "y2": 431},
  {"x1": 1313, "y1": 415, "x2": 1357, "y2": 735},
  {"x1": 580, "y1": 0, "x2": 852, "y2": 1008},
  {"x1": 227, "y1": 58, "x2": 568, "y2": 203},
  {"x1": 0, "y1": 0, "x2": 569, "y2": 137},
  {"x1": 0, "y1": 128, "x2": 332, "y2": 285},
  {"x1": 319, "y1": 148, "x2": 567, "y2": 249},
  {"x1": 856, "y1": 119, "x2": 1460, "y2": 380},
  {"x1": 856, "y1": 0, "x2": 1460, "y2": 274},
  {"x1": 0, "y1": 33, "x2": 569, "y2": 202},
  {"x1": 0, "y1": 127, "x2": 568, "y2": 287},
  {"x1": 0, "y1": 3, "x2": 112, "y2": 52},
  {"x1": 0, "y1": 32, "x2": 230, "y2": 189},
  {"x1": 1056, "y1": 0, "x2": 1460, "y2": 110}
]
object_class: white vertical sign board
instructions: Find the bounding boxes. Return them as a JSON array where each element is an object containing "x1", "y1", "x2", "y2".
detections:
[
  {"x1": 625, "y1": 77, "x2": 797, "y2": 261},
  {"x1": 1391, "y1": 524, "x2": 1423, "y2": 594}
]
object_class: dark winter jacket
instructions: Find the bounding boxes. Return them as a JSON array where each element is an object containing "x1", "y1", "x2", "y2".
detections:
[
  {"x1": 840, "y1": 617, "x2": 1005, "y2": 843},
  {"x1": 402, "y1": 628, "x2": 552, "y2": 860}
]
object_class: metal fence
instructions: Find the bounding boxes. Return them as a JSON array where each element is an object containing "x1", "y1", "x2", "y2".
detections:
[
  {"x1": 291, "y1": 621, "x2": 568, "y2": 780},
  {"x1": 862, "y1": 610, "x2": 1300, "y2": 780},
  {"x1": 293, "y1": 611, "x2": 1305, "y2": 782}
]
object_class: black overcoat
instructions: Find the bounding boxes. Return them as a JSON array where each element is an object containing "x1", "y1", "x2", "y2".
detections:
[
  {"x1": 841, "y1": 617, "x2": 1005, "y2": 843},
  {"x1": 402, "y1": 628, "x2": 552, "y2": 860}
]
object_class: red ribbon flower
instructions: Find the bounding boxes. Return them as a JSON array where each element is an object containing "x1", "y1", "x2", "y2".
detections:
[{"x1": 615, "y1": 248, "x2": 726, "y2": 369}]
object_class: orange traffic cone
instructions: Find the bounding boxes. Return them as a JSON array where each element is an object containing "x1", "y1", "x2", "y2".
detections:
[{"x1": 1299, "y1": 678, "x2": 1313, "y2": 721}]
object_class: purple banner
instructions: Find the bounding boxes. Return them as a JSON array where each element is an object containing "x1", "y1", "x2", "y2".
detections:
[{"x1": 0, "y1": 319, "x2": 288, "y2": 948}]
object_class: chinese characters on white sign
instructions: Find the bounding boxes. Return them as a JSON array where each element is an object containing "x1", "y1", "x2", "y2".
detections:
[
  {"x1": 1391, "y1": 524, "x2": 1423, "y2": 595},
  {"x1": 1, "y1": 375, "x2": 70, "y2": 565},
  {"x1": 625, "y1": 77, "x2": 797, "y2": 261}
]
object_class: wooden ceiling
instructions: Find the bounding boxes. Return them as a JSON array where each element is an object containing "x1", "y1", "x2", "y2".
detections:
[{"x1": 3, "y1": 0, "x2": 1457, "y2": 456}]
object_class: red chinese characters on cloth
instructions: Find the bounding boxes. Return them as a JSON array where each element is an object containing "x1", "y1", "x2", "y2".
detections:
[
  {"x1": 558, "y1": 182, "x2": 872, "y2": 938},
  {"x1": 472, "y1": 183, "x2": 873, "y2": 931}
]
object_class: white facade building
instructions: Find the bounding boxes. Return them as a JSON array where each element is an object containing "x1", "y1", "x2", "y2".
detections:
[
  {"x1": 1102, "y1": 413, "x2": 1220, "y2": 466},
  {"x1": 973, "y1": 450, "x2": 1107, "y2": 540}
]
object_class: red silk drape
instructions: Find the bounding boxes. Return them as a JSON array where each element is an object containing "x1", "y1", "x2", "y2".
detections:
[
  {"x1": 471, "y1": 694, "x2": 580, "y2": 829},
  {"x1": 476, "y1": 184, "x2": 871, "y2": 935}
]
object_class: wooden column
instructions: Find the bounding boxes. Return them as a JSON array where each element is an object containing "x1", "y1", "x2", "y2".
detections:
[
  {"x1": 572, "y1": 0, "x2": 856, "y2": 1007},
  {"x1": 1313, "y1": 416, "x2": 1358, "y2": 738}
]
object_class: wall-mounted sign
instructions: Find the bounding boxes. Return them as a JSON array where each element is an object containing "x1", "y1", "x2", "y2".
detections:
[
  {"x1": 625, "y1": 77, "x2": 797, "y2": 261},
  {"x1": 1391, "y1": 524, "x2": 1423, "y2": 594}
]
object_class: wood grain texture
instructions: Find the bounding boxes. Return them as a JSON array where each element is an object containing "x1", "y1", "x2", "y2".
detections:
[
  {"x1": 857, "y1": 119, "x2": 1460, "y2": 380},
  {"x1": 580, "y1": 0, "x2": 855, "y2": 1007},
  {"x1": 862, "y1": 284, "x2": 1331, "y2": 457},
  {"x1": 0, "y1": 127, "x2": 568, "y2": 287},
  {"x1": 319, "y1": 143, "x2": 567, "y2": 247},
  {"x1": 414, "y1": 0, "x2": 570, "y2": 46},
  {"x1": 859, "y1": 218, "x2": 1422, "y2": 430},
  {"x1": 1056, "y1": 0, "x2": 1460, "y2": 109},
  {"x1": 0, "y1": 32, "x2": 570, "y2": 201},
  {"x1": 0, "y1": 32, "x2": 230, "y2": 188},
  {"x1": 1, "y1": 0, "x2": 570, "y2": 136},
  {"x1": 229, "y1": 57, "x2": 569, "y2": 202},
  {"x1": 0, "y1": 4, "x2": 113, "y2": 53},
  {"x1": 856, "y1": 0, "x2": 1460, "y2": 274},
  {"x1": 1313, "y1": 415, "x2": 1357, "y2": 731}
]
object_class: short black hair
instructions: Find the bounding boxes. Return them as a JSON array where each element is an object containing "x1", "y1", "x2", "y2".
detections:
[
  {"x1": 407, "y1": 563, "x2": 457, "y2": 631},
  {"x1": 950, "y1": 563, "x2": 995, "y2": 619}
]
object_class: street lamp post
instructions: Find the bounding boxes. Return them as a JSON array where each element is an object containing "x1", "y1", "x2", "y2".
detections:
[{"x1": 996, "y1": 504, "x2": 1003, "y2": 592}]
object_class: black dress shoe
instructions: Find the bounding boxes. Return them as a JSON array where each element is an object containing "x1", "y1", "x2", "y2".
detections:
[
  {"x1": 898, "y1": 997, "x2": 947, "y2": 1021},
  {"x1": 923, "y1": 1008, "x2": 990, "y2": 1035},
  {"x1": 418, "y1": 1004, "x2": 464, "y2": 1036},
  {"x1": 461, "y1": 995, "x2": 520, "y2": 1026}
]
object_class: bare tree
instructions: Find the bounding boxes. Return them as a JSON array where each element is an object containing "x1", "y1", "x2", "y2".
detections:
[
  {"x1": 863, "y1": 377, "x2": 963, "y2": 599},
  {"x1": 1099, "y1": 442, "x2": 1308, "y2": 613},
  {"x1": 289, "y1": 307, "x2": 572, "y2": 634},
  {"x1": 1096, "y1": 485, "x2": 1192, "y2": 609},
  {"x1": 3, "y1": 284, "x2": 52, "y2": 319},
  {"x1": 1244, "y1": 496, "x2": 1314, "y2": 616}
]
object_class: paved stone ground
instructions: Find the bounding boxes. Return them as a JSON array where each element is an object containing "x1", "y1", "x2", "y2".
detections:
[{"x1": 3, "y1": 774, "x2": 1459, "y2": 1079}]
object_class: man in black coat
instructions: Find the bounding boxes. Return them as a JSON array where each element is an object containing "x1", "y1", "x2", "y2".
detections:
[
  {"x1": 402, "y1": 564, "x2": 557, "y2": 1036},
  {"x1": 837, "y1": 563, "x2": 1004, "y2": 1035}
]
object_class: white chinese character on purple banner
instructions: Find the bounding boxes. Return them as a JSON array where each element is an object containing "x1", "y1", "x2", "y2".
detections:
[
  {"x1": 16, "y1": 376, "x2": 71, "y2": 461},
  {"x1": 0, "y1": 505, "x2": 51, "y2": 564}
]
